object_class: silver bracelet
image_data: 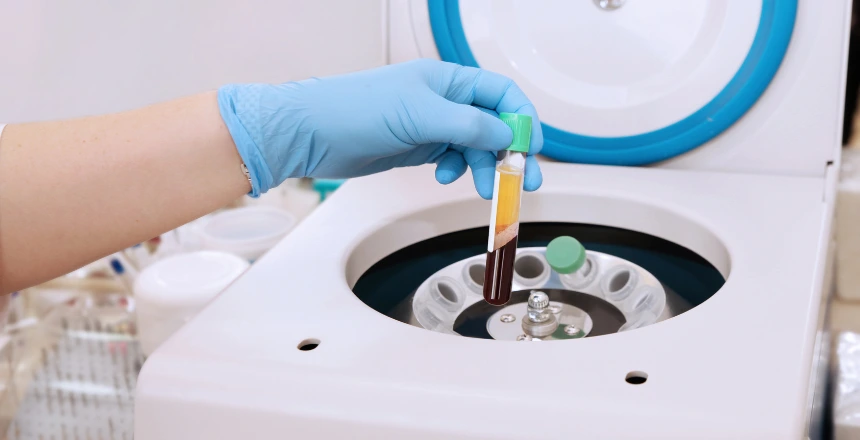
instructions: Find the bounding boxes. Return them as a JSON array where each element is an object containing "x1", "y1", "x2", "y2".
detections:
[{"x1": 240, "y1": 163, "x2": 252, "y2": 185}]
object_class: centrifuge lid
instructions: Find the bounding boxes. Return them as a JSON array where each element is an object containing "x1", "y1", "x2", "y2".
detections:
[
  {"x1": 392, "y1": 0, "x2": 851, "y2": 176},
  {"x1": 426, "y1": 0, "x2": 795, "y2": 166}
]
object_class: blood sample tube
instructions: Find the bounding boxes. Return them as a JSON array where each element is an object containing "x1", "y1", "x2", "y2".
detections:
[{"x1": 483, "y1": 113, "x2": 532, "y2": 305}]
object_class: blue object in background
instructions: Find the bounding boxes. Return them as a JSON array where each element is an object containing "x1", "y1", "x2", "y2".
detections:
[
  {"x1": 109, "y1": 258, "x2": 125, "y2": 275},
  {"x1": 313, "y1": 179, "x2": 346, "y2": 202}
]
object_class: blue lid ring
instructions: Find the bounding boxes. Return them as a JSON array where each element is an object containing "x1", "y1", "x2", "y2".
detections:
[{"x1": 428, "y1": 0, "x2": 796, "y2": 165}]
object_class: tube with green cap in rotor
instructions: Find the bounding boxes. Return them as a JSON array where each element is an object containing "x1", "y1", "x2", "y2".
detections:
[{"x1": 483, "y1": 112, "x2": 533, "y2": 306}]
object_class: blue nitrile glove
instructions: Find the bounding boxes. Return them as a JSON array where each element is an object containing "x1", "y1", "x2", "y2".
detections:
[{"x1": 217, "y1": 59, "x2": 543, "y2": 199}]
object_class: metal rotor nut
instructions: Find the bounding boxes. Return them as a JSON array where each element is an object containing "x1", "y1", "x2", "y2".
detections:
[
  {"x1": 522, "y1": 313, "x2": 558, "y2": 338},
  {"x1": 528, "y1": 291, "x2": 549, "y2": 310},
  {"x1": 526, "y1": 291, "x2": 551, "y2": 323}
]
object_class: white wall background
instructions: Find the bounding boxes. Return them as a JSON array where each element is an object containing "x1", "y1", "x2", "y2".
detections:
[{"x1": 0, "y1": 0, "x2": 386, "y2": 123}]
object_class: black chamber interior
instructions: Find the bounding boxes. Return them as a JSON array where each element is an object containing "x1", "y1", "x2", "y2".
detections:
[{"x1": 352, "y1": 223, "x2": 725, "y2": 319}]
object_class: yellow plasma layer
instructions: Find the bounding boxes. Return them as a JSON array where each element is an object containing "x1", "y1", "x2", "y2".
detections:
[{"x1": 493, "y1": 165, "x2": 524, "y2": 240}]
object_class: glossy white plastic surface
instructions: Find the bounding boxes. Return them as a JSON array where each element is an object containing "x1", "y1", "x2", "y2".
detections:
[{"x1": 136, "y1": 163, "x2": 835, "y2": 439}]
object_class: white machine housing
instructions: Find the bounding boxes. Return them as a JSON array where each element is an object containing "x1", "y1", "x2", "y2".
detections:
[{"x1": 135, "y1": 1, "x2": 850, "y2": 438}]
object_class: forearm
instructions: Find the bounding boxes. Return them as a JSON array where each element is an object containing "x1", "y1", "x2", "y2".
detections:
[{"x1": 0, "y1": 91, "x2": 250, "y2": 293}]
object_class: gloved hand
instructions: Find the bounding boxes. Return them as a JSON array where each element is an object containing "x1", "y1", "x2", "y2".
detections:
[{"x1": 217, "y1": 59, "x2": 543, "y2": 199}]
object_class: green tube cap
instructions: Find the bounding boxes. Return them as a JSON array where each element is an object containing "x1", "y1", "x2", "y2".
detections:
[
  {"x1": 499, "y1": 113, "x2": 532, "y2": 153},
  {"x1": 545, "y1": 236, "x2": 586, "y2": 275}
]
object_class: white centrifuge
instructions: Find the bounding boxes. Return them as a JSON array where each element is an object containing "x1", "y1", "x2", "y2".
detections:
[{"x1": 135, "y1": 1, "x2": 850, "y2": 438}]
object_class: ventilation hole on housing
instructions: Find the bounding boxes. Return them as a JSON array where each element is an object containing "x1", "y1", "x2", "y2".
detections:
[
  {"x1": 298, "y1": 339, "x2": 320, "y2": 351},
  {"x1": 625, "y1": 371, "x2": 647, "y2": 385}
]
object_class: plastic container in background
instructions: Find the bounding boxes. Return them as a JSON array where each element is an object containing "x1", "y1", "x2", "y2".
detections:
[
  {"x1": 241, "y1": 178, "x2": 321, "y2": 223},
  {"x1": 133, "y1": 251, "x2": 250, "y2": 357},
  {"x1": 108, "y1": 253, "x2": 138, "y2": 293},
  {"x1": 25, "y1": 288, "x2": 79, "y2": 319},
  {"x1": 198, "y1": 206, "x2": 295, "y2": 262},
  {"x1": 282, "y1": 178, "x2": 321, "y2": 221},
  {"x1": 241, "y1": 180, "x2": 291, "y2": 208},
  {"x1": 838, "y1": 149, "x2": 860, "y2": 300},
  {"x1": 0, "y1": 294, "x2": 12, "y2": 333},
  {"x1": 153, "y1": 214, "x2": 213, "y2": 259},
  {"x1": 836, "y1": 332, "x2": 860, "y2": 439}
]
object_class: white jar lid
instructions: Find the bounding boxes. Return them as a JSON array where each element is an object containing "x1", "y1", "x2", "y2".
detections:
[
  {"x1": 133, "y1": 251, "x2": 250, "y2": 317},
  {"x1": 198, "y1": 206, "x2": 295, "y2": 261}
]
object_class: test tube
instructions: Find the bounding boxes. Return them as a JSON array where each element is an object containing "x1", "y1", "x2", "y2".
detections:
[{"x1": 483, "y1": 113, "x2": 532, "y2": 305}]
